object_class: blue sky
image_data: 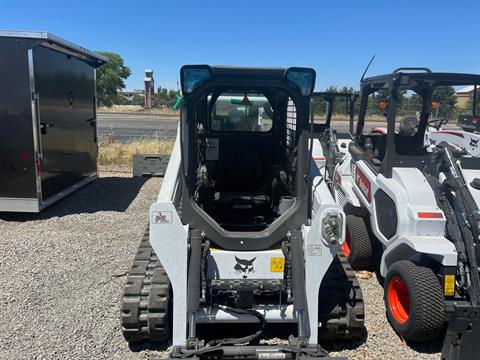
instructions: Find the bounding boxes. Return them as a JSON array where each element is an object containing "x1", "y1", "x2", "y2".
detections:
[{"x1": 1, "y1": 0, "x2": 479, "y2": 91}]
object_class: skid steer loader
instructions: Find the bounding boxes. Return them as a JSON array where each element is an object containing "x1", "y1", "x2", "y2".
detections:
[
  {"x1": 120, "y1": 66, "x2": 364, "y2": 359},
  {"x1": 326, "y1": 68, "x2": 480, "y2": 358}
]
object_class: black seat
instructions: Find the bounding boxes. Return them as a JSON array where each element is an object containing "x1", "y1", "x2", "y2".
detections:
[
  {"x1": 399, "y1": 117, "x2": 419, "y2": 136},
  {"x1": 214, "y1": 145, "x2": 271, "y2": 210},
  {"x1": 215, "y1": 192, "x2": 270, "y2": 210}
]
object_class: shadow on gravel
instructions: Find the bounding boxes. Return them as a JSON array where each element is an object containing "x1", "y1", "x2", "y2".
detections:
[
  {"x1": 322, "y1": 327, "x2": 368, "y2": 352},
  {"x1": 128, "y1": 341, "x2": 170, "y2": 353},
  {"x1": 385, "y1": 317, "x2": 444, "y2": 354},
  {"x1": 406, "y1": 337, "x2": 443, "y2": 354},
  {"x1": 0, "y1": 176, "x2": 148, "y2": 221}
]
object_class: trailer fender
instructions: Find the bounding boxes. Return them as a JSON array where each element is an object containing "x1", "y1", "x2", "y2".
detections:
[
  {"x1": 380, "y1": 235, "x2": 457, "y2": 277},
  {"x1": 149, "y1": 202, "x2": 189, "y2": 346}
]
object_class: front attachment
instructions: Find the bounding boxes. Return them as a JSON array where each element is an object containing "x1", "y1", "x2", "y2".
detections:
[
  {"x1": 441, "y1": 306, "x2": 480, "y2": 360},
  {"x1": 168, "y1": 344, "x2": 346, "y2": 360}
]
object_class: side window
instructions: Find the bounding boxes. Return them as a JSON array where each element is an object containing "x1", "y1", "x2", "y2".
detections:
[
  {"x1": 286, "y1": 98, "x2": 296, "y2": 151},
  {"x1": 211, "y1": 93, "x2": 273, "y2": 132}
]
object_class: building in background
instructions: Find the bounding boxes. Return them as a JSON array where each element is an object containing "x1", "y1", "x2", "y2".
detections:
[
  {"x1": 457, "y1": 85, "x2": 476, "y2": 109},
  {"x1": 144, "y1": 69, "x2": 154, "y2": 109}
]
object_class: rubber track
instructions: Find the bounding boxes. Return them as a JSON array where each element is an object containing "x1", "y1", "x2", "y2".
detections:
[
  {"x1": 121, "y1": 227, "x2": 171, "y2": 342},
  {"x1": 318, "y1": 252, "x2": 365, "y2": 340}
]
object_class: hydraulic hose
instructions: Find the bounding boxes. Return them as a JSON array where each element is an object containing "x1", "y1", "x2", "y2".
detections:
[{"x1": 206, "y1": 306, "x2": 266, "y2": 346}]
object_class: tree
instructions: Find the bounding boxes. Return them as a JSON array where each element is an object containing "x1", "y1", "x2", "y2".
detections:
[
  {"x1": 96, "y1": 52, "x2": 131, "y2": 107},
  {"x1": 325, "y1": 85, "x2": 338, "y2": 93},
  {"x1": 432, "y1": 86, "x2": 456, "y2": 109},
  {"x1": 130, "y1": 94, "x2": 145, "y2": 106},
  {"x1": 153, "y1": 86, "x2": 181, "y2": 108}
]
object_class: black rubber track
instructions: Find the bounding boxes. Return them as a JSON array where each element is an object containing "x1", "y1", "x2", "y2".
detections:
[
  {"x1": 345, "y1": 214, "x2": 372, "y2": 270},
  {"x1": 318, "y1": 252, "x2": 365, "y2": 340},
  {"x1": 384, "y1": 260, "x2": 446, "y2": 342},
  {"x1": 121, "y1": 227, "x2": 171, "y2": 342}
]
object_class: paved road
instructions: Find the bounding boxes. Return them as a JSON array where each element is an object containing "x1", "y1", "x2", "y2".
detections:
[
  {"x1": 97, "y1": 113, "x2": 178, "y2": 139},
  {"x1": 97, "y1": 113, "x2": 459, "y2": 140}
]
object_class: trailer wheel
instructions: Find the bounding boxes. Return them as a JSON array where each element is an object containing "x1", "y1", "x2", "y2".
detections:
[
  {"x1": 384, "y1": 260, "x2": 445, "y2": 342},
  {"x1": 342, "y1": 214, "x2": 371, "y2": 270}
]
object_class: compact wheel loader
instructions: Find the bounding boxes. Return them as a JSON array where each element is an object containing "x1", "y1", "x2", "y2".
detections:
[
  {"x1": 322, "y1": 68, "x2": 480, "y2": 359},
  {"x1": 120, "y1": 66, "x2": 364, "y2": 359}
]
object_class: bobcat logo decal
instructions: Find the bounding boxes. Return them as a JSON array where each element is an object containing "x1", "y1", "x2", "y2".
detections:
[
  {"x1": 234, "y1": 256, "x2": 256, "y2": 278},
  {"x1": 470, "y1": 138, "x2": 479, "y2": 149}
]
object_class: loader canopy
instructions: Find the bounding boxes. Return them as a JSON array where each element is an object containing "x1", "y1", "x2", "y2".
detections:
[
  {"x1": 352, "y1": 68, "x2": 480, "y2": 177},
  {"x1": 312, "y1": 91, "x2": 357, "y2": 136},
  {"x1": 179, "y1": 65, "x2": 316, "y2": 250}
]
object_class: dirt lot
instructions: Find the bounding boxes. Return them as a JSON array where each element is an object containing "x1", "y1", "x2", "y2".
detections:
[{"x1": 0, "y1": 172, "x2": 441, "y2": 359}]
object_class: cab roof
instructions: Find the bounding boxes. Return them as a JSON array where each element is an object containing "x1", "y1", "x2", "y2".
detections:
[{"x1": 362, "y1": 68, "x2": 480, "y2": 93}]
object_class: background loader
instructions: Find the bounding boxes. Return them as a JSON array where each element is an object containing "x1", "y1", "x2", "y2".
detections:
[{"x1": 324, "y1": 68, "x2": 480, "y2": 359}]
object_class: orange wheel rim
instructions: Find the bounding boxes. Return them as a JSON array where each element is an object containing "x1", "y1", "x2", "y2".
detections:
[
  {"x1": 341, "y1": 226, "x2": 351, "y2": 257},
  {"x1": 388, "y1": 275, "x2": 410, "y2": 324}
]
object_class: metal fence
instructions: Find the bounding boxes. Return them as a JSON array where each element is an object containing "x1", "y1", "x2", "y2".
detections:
[
  {"x1": 98, "y1": 93, "x2": 477, "y2": 173},
  {"x1": 310, "y1": 94, "x2": 472, "y2": 131},
  {"x1": 97, "y1": 92, "x2": 180, "y2": 116}
]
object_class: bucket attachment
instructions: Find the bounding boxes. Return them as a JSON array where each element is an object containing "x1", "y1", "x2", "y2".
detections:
[{"x1": 441, "y1": 306, "x2": 480, "y2": 360}]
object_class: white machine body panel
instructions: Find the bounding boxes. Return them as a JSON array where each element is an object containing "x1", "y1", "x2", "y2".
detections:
[
  {"x1": 312, "y1": 138, "x2": 326, "y2": 169},
  {"x1": 426, "y1": 129, "x2": 480, "y2": 157},
  {"x1": 350, "y1": 161, "x2": 457, "y2": 276},
  {"x1": 463, "y1": 168, "x2": 480, "y2": 206}
]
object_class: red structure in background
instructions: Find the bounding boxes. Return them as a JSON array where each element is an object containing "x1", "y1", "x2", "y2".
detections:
[{"x1": 144, "y1": 69, "x2": 154, "y2": 109}]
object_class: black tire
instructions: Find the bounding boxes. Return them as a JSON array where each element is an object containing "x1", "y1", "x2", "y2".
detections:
[
  {"x1": 384, "y1": 260, "x2": 446, "y2": 342},
  {"x1": 342, "y1": 214, "x2": 372, "y2": 270}
]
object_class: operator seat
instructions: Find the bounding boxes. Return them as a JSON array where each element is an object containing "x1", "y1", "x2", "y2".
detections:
[
  {"x1": 399, "y1": 117, "x2": 419, "y2": 136},
  {"x1": 214, "y1": 145, "x2": 271, "y2": 212}
]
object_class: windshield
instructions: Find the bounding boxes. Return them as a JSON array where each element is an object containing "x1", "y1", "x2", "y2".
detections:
[{"x1": 210, "y1": 93, "x2": 273, "y2": 132}]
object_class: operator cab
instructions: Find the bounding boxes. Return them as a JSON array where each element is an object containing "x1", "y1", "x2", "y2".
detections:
[
  {"x1": 179, "y1": 66, "x2": 315, "y2": 249},
  {"x1": 351, "y1": 68, "x2": 480, "y2": 177}
]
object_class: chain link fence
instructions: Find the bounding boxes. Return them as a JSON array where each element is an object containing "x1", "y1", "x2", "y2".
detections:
[
  {"x1": 311, "y1": 92, "x2": 477, "y2": 132},
  {"x1": 98, "y1": 91, "x2": 478, "y2": 172},
  {"x1": 97, "y1": 92, "x2": 180, "y2": 116}
]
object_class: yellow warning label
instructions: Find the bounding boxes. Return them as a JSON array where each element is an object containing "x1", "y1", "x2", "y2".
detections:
[
  {"x1": 444, "y1": 274, "x2": 455, "y2": 296},
  {"x1": 270, "y1": 257, "x2": 285, "y2": 272}
]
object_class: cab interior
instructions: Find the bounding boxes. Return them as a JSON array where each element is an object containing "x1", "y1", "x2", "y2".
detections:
[{"x1": 189, "y1": 89, "x2": 300, "y2": 231}]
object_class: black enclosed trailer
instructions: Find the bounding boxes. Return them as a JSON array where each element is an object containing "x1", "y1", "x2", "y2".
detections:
[{"x1": 0, "y1": 31, "x2": 107, "y2": 212}]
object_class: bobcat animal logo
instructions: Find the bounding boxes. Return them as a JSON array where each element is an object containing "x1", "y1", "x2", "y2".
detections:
[
  {"x1": 470, "y1": 138, "x2": 479, "y2": 149},
  {"x1": 234, "y1": 256, "x2": 256, "y2": 278}
]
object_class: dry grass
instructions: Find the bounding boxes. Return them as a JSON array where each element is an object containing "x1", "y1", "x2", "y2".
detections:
[
  {"x1": 98, "y1": 135, "x2": 174, "y2": 166},
  {"x1": 98, "y1": 106, "x2": 179, "y2": 116}
]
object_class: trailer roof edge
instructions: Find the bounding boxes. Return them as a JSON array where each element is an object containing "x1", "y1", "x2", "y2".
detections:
[{"x1": 0, "y1": 30, "x2": 109, "y2": 66}]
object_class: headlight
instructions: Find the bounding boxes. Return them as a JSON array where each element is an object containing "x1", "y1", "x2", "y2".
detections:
[{"x1": 322, "y1": 211, "x2": 343, "y2": 246}]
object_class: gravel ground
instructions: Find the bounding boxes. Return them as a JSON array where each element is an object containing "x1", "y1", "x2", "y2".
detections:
[{"x1": 0, "y1": 172, "x2": 441, "y2": 360}]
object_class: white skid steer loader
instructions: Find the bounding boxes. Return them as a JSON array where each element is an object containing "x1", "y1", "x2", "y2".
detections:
[
  {"x1": 120, "y1": 66, "x2": 364, "y2": 359},
  {"x1": 321, "y1": 68, "x2": 480, "y2": 359}
]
